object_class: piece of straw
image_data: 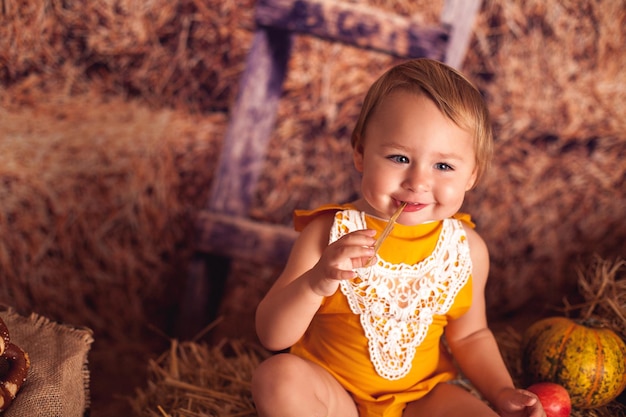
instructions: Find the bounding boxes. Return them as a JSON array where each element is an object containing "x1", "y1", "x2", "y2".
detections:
[{"x1": 372, "y1": 202, "x2": 407, "y2": 254}]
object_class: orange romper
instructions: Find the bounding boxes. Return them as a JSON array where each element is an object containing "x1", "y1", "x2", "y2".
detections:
[{"x1": 290, "y1": 204, "x2": 474, "y2": 417}]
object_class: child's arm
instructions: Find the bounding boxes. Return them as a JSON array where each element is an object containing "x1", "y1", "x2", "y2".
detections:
[
  {"x1": 445, "y1": 226, "x2": 544, "y2": 416},
  {"x1": 255, "y1": 213, "x2": 376, "y2": 352}
]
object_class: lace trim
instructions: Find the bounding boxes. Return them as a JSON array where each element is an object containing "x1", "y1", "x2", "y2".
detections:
[{"x1": 329, "y1": 210, "x2": 472, "y2": 380}]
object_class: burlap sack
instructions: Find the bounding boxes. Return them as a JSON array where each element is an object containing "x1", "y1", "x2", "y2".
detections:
[{"x1": 0, "y1": 306, "x2": 93, "y2": 417}]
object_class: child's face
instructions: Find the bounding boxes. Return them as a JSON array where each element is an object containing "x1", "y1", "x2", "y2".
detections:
[{"x1": 353, "y1": 89, "x2": 477, "y2": 225}]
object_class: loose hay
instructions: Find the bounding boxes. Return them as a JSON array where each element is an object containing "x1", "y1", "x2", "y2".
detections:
[
  {"x1": 564, "y1": 256, "x2": 626, "y2": 339},
  {"x1": 131, "y1": 337, "x2": 270, "y2": 417}
]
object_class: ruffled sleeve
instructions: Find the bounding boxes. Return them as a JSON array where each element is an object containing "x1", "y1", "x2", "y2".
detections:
[{"x1": 293, "y1": 204, "x2": 349, "y2": 232}]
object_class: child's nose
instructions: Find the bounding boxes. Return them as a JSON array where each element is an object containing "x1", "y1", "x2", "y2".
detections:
[{"x1": 403, "y1": 166, "x2": 430, "y2": 192}]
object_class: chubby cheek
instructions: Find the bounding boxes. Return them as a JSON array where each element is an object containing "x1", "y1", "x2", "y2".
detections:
[
  {"x1": 355, "y1": 154, "x2": 383, "y2": 193},
  {"x1": 360, "y1": 170, "x2": 383, "y2": 200},
  {"x1": 362, "y1": 169, "x2": 399, "y2": 208},
  {"x1": 435, "y1": 182, "x2": 468, "y2": 209}
]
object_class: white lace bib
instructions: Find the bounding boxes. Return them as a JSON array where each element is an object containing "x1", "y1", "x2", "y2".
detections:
[{"x1": 329, "y1": 210, "x2": 472, "y2": 380}]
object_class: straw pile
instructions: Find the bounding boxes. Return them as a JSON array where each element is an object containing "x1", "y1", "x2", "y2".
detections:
[
  {"x1": 131, "y1": 335, "x2": 270, "y2": 417},
  {"x1": 2, "y1": 0, "x2": 621, "y2": 327}
]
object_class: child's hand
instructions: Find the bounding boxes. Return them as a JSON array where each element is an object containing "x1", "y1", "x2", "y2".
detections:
[
  {"x1": 495, "y1": 387, "x2": 546, "y2": 417},
  {"x1": 309, "y1": 229, "x2": 376, "y2": 297}
]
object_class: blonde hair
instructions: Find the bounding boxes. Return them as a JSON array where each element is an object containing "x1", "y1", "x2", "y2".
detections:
[{"x1": 351, "y1": 59, "x2": 493, "y2": 185}]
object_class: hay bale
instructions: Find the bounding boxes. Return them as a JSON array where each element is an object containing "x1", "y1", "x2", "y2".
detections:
[
  {"x1": 0, "y1": 93, "x2": 226, "y2": 340},
  {"x1": 13, "y1": 0, "x2": 626, "y2": 320},
  {"x1": 2, "y1": 1, "x2": 623, "y2": 280},
  {"x1": 0, "y1": 0, "x2": 255, "y2": 112},
  {"x1": 0, "y1": 93, "x2": 228, "y2": 415},
  {"x1": 460, "y1": 0, "x2": 626, "y2": 312},
  {"x1": 467, "y1": 134, "x2": 626, "y2": 312},
  {"x1": 466, "y1": 0, "x2": 626, "y2": 140}
]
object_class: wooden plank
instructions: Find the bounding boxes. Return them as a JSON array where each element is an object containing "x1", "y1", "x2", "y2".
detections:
[
  {"x1": 196, "y1": 212, "x2": 298, "y2": 266},
  {"x1": 255, "y1": 0, "x2": 450, "y2": 60},
  {"x1": 206, "y1": 27, "x2": 293, "y2": 215},
  {"x1": 440, "y1": 0, "x2": 483, "y2": 68}
]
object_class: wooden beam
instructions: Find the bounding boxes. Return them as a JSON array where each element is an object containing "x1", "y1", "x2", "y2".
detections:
[
  {"x1": 440, "y1": 0, "x2": 483, "y2": 68},
  {"x1": 196, "y1": 212, "x2": 298, "y2": 266},
  {"x1": 206, "y1": 27, "x2": 293, "y2": 215},
  {"x1": 255, "y1": 0, "x2": 450, "y2": 60}
]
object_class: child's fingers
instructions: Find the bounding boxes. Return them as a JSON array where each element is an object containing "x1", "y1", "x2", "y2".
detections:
[
  {"x1": 336, "y1": 269, "x2": 359, "y2": 280},
  {"x1": 319, "y1": 248, "x2": 374, "y2": 280},
  {"x1": 340, "y1": 229, "x2": 377, "y2": 246},
  {"x1": 317, "y1": 229, "x2": 377, "y2": 281},
  {"x1": 498, "y1": 389, "x2": 543, "y2": 416}
]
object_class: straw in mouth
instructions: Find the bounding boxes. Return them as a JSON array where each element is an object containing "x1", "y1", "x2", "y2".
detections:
[{"x1": 371, "y1": 201, "x2": 408, "y2": 257}]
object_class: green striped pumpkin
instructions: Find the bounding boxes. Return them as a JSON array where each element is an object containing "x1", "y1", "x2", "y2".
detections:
[{"x1": 521, "y1": 316, "x2": 626, "y2": 409}]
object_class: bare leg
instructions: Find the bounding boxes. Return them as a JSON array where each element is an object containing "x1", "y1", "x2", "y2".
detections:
[
  {"x1": 252, "y1": 353, "x2": 359, "y2": 417},
  {"x1": 403, "y1": 383, "x2": 498, "y2": 417}
]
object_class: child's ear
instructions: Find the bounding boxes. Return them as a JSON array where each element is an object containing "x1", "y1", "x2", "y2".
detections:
[
  {"x1": 465, "y1": 168, "x2": 478, "y2": 190},
  {"x1": 353, "y1": 145, "x2": 364, "y2": 173}
]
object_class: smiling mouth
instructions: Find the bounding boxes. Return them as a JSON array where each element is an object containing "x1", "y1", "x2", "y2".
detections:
[{"x1": 398, "y1": 201, "x2": 427, "y2": 212}]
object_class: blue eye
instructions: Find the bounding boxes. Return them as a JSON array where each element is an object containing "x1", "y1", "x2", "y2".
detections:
[
  {"x1": 389, "y1": 155, "x2": 410, "y2": 164},
  {"x1": 435, "y1": 162, "x2": 453, "y2": 171}
]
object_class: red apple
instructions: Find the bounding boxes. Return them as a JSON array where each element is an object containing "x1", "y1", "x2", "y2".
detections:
[{"x1": 527, "y1": 382, "x2": 572, "y2": 417}]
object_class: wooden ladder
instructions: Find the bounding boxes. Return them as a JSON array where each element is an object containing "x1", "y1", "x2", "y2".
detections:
[{"x1": 179, "y1": 0, "x2": 483, "y2": 337}]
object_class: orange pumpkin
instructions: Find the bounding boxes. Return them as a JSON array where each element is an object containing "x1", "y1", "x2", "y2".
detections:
[{"x1": 521, "y1": 316, "x2": 626, "y2": 409}]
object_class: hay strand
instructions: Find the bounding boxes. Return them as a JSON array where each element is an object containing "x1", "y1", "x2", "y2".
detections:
[{"x1": 566, "y1": 256, "x2": 626, "y2": 339}]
